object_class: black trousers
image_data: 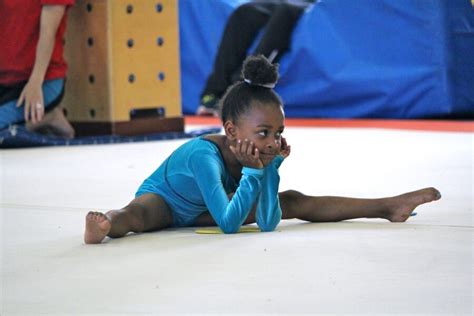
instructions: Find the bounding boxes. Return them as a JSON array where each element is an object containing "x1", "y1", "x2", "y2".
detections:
[{"x1": 201, "y1": 1, "x2": 310, "y2": 99}]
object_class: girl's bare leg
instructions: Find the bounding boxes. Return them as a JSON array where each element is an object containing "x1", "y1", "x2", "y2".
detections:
[
  {"x1": 279, "y1": 187, "x2": 441, "y2": 222},
  {"x1": 84, "y1": 193, "x2": 174, "y2": 244},
  {"x1": 194, "y1": 187, "x2": 441, "y2": 227}
]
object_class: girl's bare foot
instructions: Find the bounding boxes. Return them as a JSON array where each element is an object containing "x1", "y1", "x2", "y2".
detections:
[
  {"x1": 84, "y1": 211, "x2": 111, "y2": 244},
  {"x1": 385, "y1": 187, "x2": 441, "y2": 222}
]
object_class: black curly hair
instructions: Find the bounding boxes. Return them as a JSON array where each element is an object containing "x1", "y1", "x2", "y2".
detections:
[{"x1": 220, "y1": 55, "x2": 283, "y2": 124}]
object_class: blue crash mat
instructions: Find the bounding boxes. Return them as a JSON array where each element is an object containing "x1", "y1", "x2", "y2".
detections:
[
  {"x1": 179, "y1": 0, "x2": 474, "y2": 118},
  {"x1": 0, "y1": 125, "x2": 222, "y2": 149}
]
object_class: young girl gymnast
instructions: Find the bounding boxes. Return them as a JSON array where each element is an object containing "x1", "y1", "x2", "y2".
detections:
[{"x1": 84, "y1": 55, "x2": 441, "y2": 244}]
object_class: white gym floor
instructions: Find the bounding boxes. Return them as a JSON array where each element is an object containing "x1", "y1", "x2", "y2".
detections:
[{"x1": 1, "y1": 121, "x2": 472, "y2": 315}]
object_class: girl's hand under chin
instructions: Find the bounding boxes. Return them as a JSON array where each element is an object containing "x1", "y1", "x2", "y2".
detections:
[{"x1": 229, "y1": 139, "x2": 264, "y2": 169}]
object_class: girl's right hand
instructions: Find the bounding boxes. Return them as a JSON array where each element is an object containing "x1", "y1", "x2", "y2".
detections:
[{"x1": 229, "y1": 139, "x2": 264, "y2": 169}]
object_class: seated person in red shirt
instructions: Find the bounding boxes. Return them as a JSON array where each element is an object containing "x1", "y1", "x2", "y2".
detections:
[{"x1": 0, "y1": 0, "x2": 75, "y2": 138}]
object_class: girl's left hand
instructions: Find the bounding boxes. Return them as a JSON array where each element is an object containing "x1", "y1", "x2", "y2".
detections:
[{"x1": 280, "y1": 137, "x2": 291, "y2": 159}]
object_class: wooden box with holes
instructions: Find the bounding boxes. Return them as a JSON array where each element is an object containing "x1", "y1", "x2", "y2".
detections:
[{"x1": 62, "y1": 0, "x2": 183, "y2": 136}]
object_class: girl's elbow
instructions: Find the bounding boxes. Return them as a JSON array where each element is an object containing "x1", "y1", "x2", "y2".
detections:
[
  {"x1": 258, "y1": 222, "x2": 279, "y2": 232},
  {"x1": 220, "y1": 223, "x2": 240, "y2": 234},
  {"x1": 221, "y1": 227, "x2": 240, "y2": 234}
]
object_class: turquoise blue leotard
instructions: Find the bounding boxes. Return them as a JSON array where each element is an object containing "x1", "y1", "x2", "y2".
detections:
[{"x1": 136, "y1": 136, "x2": 283, "y2": 233}]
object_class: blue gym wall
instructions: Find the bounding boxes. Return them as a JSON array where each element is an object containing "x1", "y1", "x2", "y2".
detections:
[{"x1": 179, "y1": 0, "x2": 474, "y2": 118}]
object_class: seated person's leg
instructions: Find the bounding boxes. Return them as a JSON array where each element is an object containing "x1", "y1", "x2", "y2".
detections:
[
  {"x1": 0, "y1": 78, "x2": 74, "y2": 138},
  {"x1": 197, "y1": 2, "x2": 276, "y2": 116},
  {"x1": 25, "y1": 78, "x2": 75, "y2": 138},
  {"x1": 0, "y1": 99, "x2": 24, "y2": 130},
  {"x1": 0, "y1": 82, "x2": 28, "y2": 130},
  {"x1": 253, "y1": 3, "x2": 307, "y2": 63}
]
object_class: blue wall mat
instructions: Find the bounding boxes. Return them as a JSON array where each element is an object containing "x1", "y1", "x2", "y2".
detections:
[
  {"x1": 448, "y1": 0, "x2": 474, "y2": 116},
  {"x1": 179, "y1": 0, "x2": 474, "y2": 118}
]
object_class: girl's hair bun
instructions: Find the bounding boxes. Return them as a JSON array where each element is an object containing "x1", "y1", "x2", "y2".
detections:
[{"x1": 242, "y1": 55, "x2": 279, "y2": 88}]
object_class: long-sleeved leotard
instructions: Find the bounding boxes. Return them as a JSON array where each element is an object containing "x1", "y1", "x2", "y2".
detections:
[{"x1": 136, "y1": 136, "x2": 283, "y2": 233}]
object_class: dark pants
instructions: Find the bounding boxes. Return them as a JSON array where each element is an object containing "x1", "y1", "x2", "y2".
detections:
[
  {"x1": 201, "y1": 1, "x2": 309, "y2": 99},
  {"x1": 0, "y1": 79, "x2": 65, "y2": 129}
]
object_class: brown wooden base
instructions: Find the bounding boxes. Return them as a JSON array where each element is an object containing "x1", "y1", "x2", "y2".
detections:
[{"x1": 71, "y1": 117, "x2": 184, "y2": 137}]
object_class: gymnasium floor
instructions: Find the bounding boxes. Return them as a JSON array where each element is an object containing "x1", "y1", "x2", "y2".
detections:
[{"x1": 1, "y1": 118, "x2": 472, "y2": 315}]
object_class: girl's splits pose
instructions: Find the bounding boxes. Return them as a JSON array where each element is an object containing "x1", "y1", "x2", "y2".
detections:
[{"x1": 84, "y1": 55, "x2": 441, "y2": 244}]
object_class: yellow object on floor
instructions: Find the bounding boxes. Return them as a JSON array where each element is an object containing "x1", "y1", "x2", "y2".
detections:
[{"x1": 195, "y1": 227, "x2": 261, "y2": 234}]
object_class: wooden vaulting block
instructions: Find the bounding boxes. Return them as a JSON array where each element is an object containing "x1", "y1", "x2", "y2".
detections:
[{"x1": 63, "y1": 0, "x2": 183, "y2": 136}]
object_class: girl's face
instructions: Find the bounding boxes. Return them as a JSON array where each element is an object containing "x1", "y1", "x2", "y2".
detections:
[{"x1": 232, "y1": 102, "x2": 285, "y2": 165}]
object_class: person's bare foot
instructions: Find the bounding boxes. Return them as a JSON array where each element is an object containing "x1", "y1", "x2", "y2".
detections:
[
  {"x1": 384, "y1": 187, "x2": 441, "y2": 222},
  {"x1": 26, "y1": 106, "x2": 75, "y2": 139},
  {"x1": 84, "y1": 211, "x2": 111, "y2": 244}
]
